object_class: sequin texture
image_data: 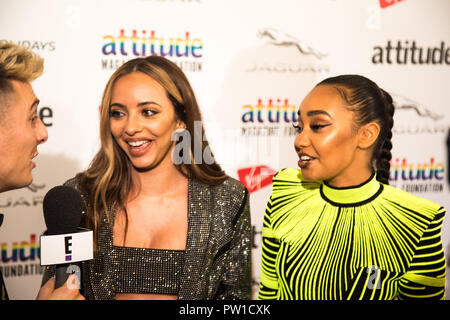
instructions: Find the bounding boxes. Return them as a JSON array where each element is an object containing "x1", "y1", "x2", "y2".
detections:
[
  {"x1": 42, "y1": 176, "x2": 252, "y2": 300},
  {"x1": 112, "y1": 246, "x2": 184, "y2": 295}
]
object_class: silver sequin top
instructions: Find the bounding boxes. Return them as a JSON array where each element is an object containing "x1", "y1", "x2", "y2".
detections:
[
  {"x1": 112, "y1": 246, "x2": 185, "y2": 295},
  {"x1": 42, "y1": 176, "x2": 252, "y2": 300}
]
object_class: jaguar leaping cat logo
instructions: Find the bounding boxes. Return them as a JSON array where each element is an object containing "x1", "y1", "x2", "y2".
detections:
[
  {"x1": 392, "y1": 94, "x2": 444, "y2": 121},
  {"x1": 257, "y1": 28, "x2": 328, "y2": 60}
]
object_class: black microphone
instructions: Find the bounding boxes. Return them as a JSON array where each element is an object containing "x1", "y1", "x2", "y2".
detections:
[{"x1": 42, "y1": 185, "x2": 83, "y2": 289}]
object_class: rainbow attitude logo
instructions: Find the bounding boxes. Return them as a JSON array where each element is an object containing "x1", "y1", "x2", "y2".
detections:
[
  {"x1": 389, "y1": 157, "x2": 446, "y2": 193},
  {"x1": 241, "y1": 98, "x2": 299, "y2": 136},
  {"x1": 101, "y1": 29, "x2": 203, "y2": 72},
  {"x1": 0, "y1": 234, "x2": 43, "y2": 278}
]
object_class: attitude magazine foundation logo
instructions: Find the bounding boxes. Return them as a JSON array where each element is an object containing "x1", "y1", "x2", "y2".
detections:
[
  {"x1": 0, "y1": 181, "x2": 46, "y2": 278},
  {"x1": 101, "y1": 29, "x2": 203, "y2": 72},
  {"x1": 0, "y1": 233, "x2": 43, "y2": 278},
  {"x1": 389, "y1": 157, "x2": 445, "y2": 193},
  {"x1": 240, "y1": 98, "x2": 299, "y2": 137}
]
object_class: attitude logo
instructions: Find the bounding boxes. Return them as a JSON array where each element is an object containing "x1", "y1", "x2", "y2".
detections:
[
  {"x1": 246, "y1": 28, "x2": 330, "y2": 73},
  {"x1": 372, "y1": 40, "x2": 449, "y2": 65},
  {"x1": 389, "y1": 157, "x2": 445, "y2": 193},
  {"x1": 0, "y1": 233, "x2": 43, "y2": 278},
  {"x1": 241, "y1": 98, "x2": 299, "y2": 137},
  {"x1": 101, "y1": 29, "x2": 203, "y2": 72}
]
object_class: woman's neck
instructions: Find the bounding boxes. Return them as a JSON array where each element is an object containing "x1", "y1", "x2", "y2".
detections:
[
  {"x1": 130, "y1": 163, "x2": 187, "y2": 198},
  {"x1": 325, "y1": 167, "x2": 374, "y2": 188}
]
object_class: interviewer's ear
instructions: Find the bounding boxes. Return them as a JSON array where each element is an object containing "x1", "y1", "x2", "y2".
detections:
[{"x1": 358, "y1": 122, "x2": 380, "y2": 149}]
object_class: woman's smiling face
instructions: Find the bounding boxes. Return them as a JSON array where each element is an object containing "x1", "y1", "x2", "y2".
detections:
[
  {"x1": 294, "y1": 84, "x2": 364, "y2": 186},
  {"x1": 109, "y1": 72, "x2": 184, "y2": 172}
]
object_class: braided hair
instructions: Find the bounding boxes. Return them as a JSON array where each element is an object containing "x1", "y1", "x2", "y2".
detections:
[{"x1": 317, "y1": 75, "x2": 395, "y2": 184}]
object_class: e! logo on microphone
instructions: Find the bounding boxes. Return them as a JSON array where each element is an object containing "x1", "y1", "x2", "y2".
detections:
[
  {"x1": 40, "y1": 230, "x2": 93, "y2": 266},
  {"x1": 64, "y1": 236, "x2": 73, "y2": 261}
]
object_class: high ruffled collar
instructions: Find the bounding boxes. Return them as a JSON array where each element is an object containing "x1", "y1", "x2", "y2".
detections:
[{"x1": 320, "y1": 172, "x2": 383, "y2": 207}]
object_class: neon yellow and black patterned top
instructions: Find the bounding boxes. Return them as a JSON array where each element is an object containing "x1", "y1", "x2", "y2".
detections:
[{"x1": 258, "y1": 168, "x2": 446, "y2": 300}]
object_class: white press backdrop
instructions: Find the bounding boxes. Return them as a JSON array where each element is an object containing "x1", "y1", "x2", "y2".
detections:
[{"x1": 0, "y1": 0, "x2": 449, "y2": 300}]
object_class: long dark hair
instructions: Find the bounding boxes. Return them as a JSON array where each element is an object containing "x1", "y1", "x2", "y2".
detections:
[
  {"x1": 317, "y1": 74, "x2": 394, "y2": 184},
  {"x1": 78, "y1": 56, "x2": 227, "y2": 253}
]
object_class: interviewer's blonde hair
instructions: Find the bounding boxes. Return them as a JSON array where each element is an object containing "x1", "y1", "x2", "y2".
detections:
[{"x1": 0, "y1": 42, "x2": 44, "y2": 114}]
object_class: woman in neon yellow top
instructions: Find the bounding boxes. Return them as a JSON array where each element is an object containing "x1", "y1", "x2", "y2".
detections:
[{"x1": 258, "y1": 75, "x2": 446, "y2": 300}]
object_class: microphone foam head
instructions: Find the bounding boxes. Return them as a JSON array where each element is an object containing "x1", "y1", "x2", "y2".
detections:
[{"x1": 43, "y1": 185, "x2": 83, "y2": 235}]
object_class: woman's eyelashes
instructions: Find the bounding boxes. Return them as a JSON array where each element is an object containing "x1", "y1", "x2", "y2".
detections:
[
  {"x1": 142, "y1": 108, "x2": 158, "y2": 117},
  {"x1": 292, "y1": 123, "x2": 302, "y2": 133},
  {"x1": 310, "y1": 123, "x2": 330, "y2": 131},
  {"x1": 109, "y1": 108, "x2": 158, "y2": 119},
  {"x1": 110, "y1": 109, "x2": 124, "y2": 119},
  {"x1": 292, "y1": 123, "x2": 330, "y2": 133}
]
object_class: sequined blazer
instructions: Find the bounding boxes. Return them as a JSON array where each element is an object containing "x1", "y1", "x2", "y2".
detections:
[{"x1": 42, "y1": 176, "x2": 252, "y2": 300}]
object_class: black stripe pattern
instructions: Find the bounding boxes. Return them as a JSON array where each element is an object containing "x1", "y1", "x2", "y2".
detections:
[{"x1": 258, "y1": 168, "x2": 446, "y2": 300}]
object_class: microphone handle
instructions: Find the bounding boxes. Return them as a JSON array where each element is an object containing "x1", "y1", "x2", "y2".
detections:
[{"x1": 55, "y1": 263, "x2": 79, "y2": 289}]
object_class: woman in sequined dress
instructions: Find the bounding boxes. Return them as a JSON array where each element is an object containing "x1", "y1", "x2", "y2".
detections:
[
  {"x1": 42, "y1": 56, "x2": 252, "y2": 300},
  {"x1": 258, "y1": 75, "x2": 446, "y2": 300}
]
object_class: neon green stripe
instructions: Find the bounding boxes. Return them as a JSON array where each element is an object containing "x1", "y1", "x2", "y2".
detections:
[
  {"x1": 257, "y1": 168, "x2": 445, "y2": 300},
  {"x1": 399, "y1": 289, "x2": 444, "y2": 299},
  {"x1": 403, "y1": 273, "x2": 445, "y2": 287}
]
